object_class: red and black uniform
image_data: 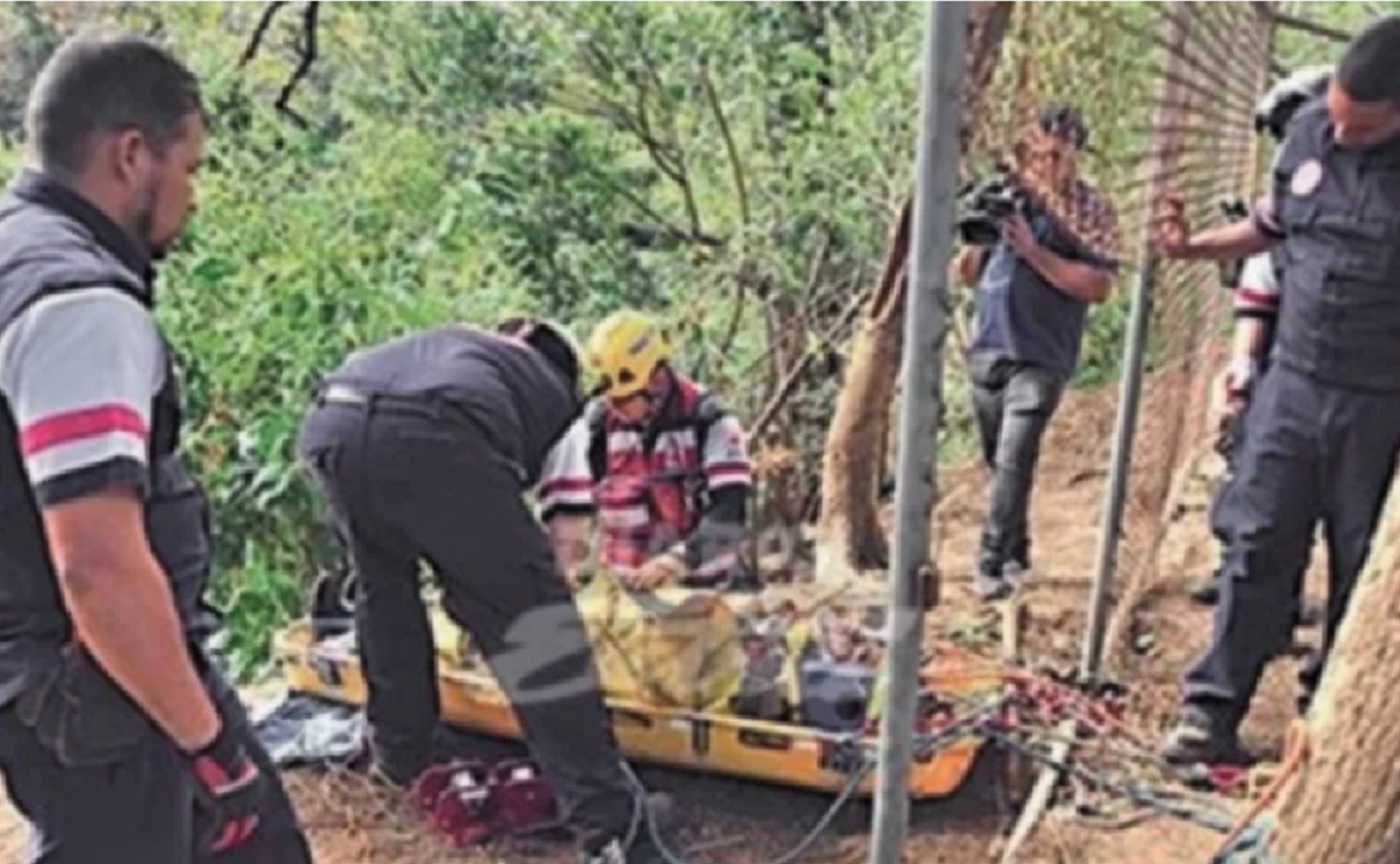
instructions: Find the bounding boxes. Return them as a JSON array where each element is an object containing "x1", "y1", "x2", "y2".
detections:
[{"x1": 539, "y1": 372, "x2": 753, "y2": 582}]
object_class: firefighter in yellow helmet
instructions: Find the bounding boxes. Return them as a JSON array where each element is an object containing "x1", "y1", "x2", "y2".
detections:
[{"x1": 538, "y1": 310, "x2": 755, "y2": 591}]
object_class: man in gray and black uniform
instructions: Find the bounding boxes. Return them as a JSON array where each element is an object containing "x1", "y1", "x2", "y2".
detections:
[
  {"x1": 298, "y1": 319, "x2": 656, "y2": 864},
  {"x1": 1157, "y1": 16, "x2": 1400, "y2": 765},
  {"x1": 0, "y1": 32, "x2": 311, "y2": 862}
]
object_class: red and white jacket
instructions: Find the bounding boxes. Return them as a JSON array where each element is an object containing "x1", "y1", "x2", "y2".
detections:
[{"x1": 538, "y1": 375, "x2": 752, "y2": 570}]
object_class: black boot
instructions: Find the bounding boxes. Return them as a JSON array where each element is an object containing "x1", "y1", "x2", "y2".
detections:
[{"x1": 1188, "y1": 574, "x2": 1221, "y2": 606}]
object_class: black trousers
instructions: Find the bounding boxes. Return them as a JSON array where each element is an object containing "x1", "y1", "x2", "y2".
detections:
[
  {"x1": 1204, "y1": 385, "x2": 1309, "y2": 625},
  {"x1": 1183, "y1": 364, "x2": 1400, "y2": 731},
  {"x1": 967, "y1": 354, "x2": 1067, "y2": 577},
  {"x1": 0, "y1": 649, "x2": 311, "y2": 864},
  {"x1": 297, "y1": 397, "x2": 633, "y2": 853}
]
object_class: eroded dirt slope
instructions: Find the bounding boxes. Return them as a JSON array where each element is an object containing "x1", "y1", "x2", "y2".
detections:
[{"x1": 0, "y1": 387, "x2": 1332, "y2": 864}]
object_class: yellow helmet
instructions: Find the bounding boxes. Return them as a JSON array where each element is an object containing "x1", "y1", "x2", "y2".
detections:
[{"x1": 585, "y1": 310, "x2": 671, "y2": 399}]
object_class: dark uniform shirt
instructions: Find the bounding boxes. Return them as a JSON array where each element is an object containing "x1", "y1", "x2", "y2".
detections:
[
  {"x1": 322, "y1": 326, "x2": 581, "y2": 487},
  {"x1": 0, "y1": 170, "x2": 215, "y2": 705},
  {"x1": 1256, "y1": 101, "x2": 1400, "y2": 393}
]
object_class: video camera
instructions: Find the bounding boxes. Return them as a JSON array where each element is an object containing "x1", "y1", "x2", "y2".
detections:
[
  {"x1": 1216, "y1": 196, "x2": 1250, "y2": 290},
  {"x1": 957, "y1": 171, "x2": 1030, "y2": 246}
]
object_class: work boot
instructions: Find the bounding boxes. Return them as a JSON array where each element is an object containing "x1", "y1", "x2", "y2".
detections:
[
  {"x1": 1188, "y1": 574, "x2": 1221, "y2": 606},
  {"x1": 1293, "y1": 599, "x2": 1323, "y2": 629},
  {"x1": 975, "y1": 570, "x2": 1012, "y2": 602},
  {"x1": 1160, "y1": 712, "x2": 1247, "y2": 766},
  {"x1": 1003, "y1": 558, "x2": 1032, "y2": 589}
]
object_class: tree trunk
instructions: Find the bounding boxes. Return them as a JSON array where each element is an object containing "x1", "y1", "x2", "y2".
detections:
[
  {"x1": 812, "y1": 0, "x2": 1015, "y2": 582},
  {"x1": 814, "y1": 201, "x2": 913, "y2": 579},
  {"x1": 1262, "y1": 499, "x2": 1400, "y2": 863}
]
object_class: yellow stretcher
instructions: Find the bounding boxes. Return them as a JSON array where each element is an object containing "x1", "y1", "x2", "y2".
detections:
[{"x1": 272, "y1": 619, "x2": 1003, "y2": 799}]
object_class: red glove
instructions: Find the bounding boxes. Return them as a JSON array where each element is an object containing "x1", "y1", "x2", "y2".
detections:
[{"x1": 188, "y1": 724, "x2": 265, "y2": 854}]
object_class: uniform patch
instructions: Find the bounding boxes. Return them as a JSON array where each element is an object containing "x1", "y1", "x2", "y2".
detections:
[{"x1": 1290, "y1": 159, "x2": 1323, "y2": 197}]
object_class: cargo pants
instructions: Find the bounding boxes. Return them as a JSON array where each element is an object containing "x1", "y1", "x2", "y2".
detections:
[
  {"x1": 297, "y1": 393, "x2": 634, "y2": 855},
  {"x1": 1182, "y1": 363, "x2": 1400, "y2": 732},
  {"x1": 0, "y1": 647, "x2": 311, "y2": 864}
]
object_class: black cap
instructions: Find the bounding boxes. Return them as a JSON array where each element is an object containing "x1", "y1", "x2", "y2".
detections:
[
  {"x1": 1337, "y1": 15, "x2": 1400, "y2": 103},
  {"x1": 1038, "y1": 105, "x2": 1090, "y2": 151},
  {"x1": 497, "y1": 317, "x2": 582, "y2": 395}
]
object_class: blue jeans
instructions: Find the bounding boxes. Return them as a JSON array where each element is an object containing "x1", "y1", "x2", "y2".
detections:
[{"x1": 967, "y1": 354, "x2": 1067, "y2": 579}]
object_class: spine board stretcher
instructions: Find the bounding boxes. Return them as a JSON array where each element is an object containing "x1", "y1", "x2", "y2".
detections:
[{"x1": 272, "y1": 619, "x2": 1001, "y2": 799}]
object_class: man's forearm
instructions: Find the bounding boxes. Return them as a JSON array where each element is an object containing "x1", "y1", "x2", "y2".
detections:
[
  {"x1": 956, "y1": 246, "x2": 987, "y2": 286},
  {"x1": 1232, "y1": 317, "x2": 1274, "y2": 364},
  {"x1": 1181, "y1": 220, "x2": 1274, "y2": 262},
  {"x1": 1022, "y1": 245, "x2": 1113, "y2": 303},
  {"x1": 59, "y1": 558, "x2": 219, "y2": 752},
  {"x1": 684, "y1": 487, "x2": 748, "y2": 577}
]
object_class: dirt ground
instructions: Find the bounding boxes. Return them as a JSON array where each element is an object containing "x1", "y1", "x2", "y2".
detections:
[{"x1": 0, "y1": 387, "x2": 1328, "y2": 863}]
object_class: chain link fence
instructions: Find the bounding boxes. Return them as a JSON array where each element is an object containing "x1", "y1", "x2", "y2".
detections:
[{"x1": 939, "y1": 2, "x2": 1275, "y2": 656}]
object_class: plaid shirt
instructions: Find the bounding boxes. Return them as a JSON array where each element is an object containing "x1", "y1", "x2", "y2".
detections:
[{"x1": 1015, "y1": 169, "x2": 1123, "y2": 270}]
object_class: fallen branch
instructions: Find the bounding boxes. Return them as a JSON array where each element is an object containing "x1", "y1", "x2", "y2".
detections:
[
  {"x1": 1267, "y1": 9, "x2": 1352, "y2": 44},
  {"x1": 998, "y1": 719, "x2": 1076, "y2": 864}
]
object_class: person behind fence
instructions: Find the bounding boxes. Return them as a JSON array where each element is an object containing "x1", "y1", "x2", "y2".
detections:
[
  {"x1": 953, "y1": 105, "x2": 1122, "y2": 602},
  {"x1": 539, "y1": 309, "x2": 754, "y2": 592},
  {"x1": 296, "y1": 318, "x2": 664, "y2": 864},
  {"x1": 1189, "y1": 66, "x2": 1332, "y2": 613},
  {"x1": 0, "y1": 32, "x2": 313, "y2": 863},
  {"x1": 1154, "y1": 16, "x2": 1400, "y2": 765}
]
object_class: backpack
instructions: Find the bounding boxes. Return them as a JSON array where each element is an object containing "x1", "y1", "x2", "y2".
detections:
[{"x1": 582, "y1": 391, "x2": 726, "y2": 486}]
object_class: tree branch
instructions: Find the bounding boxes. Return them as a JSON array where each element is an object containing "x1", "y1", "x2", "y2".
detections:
[
  {"x1": 239, "y1": 1, "x2": 289, "y2": 69},
  {"x1": 1267, "y1": 9, "x2": 1352, "y2": 44},
  {"x1": 700, "y1": 61, "x2": 750, "y2": 227},
  {"x1": 273, "y1": 2, "x2": 320, "y2": 128},
  {"x1": 751, "y1": 284, "x2": 871, "y2": 440}
]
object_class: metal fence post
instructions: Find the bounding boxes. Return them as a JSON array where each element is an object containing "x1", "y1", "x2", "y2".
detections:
[
  {"x1": 1078, "y1": 7, "x2": 1193, "y2": 685},
  {"x1": 868, "y1": 4, "x2": 968, "y2": 864},
  {"x1": 1078, "y1": 255, "x2": 1156, "y2": 683}
]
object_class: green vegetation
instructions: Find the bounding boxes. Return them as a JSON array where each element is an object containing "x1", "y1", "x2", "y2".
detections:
[{"x1": 0, "y1": 1, "x2": 1380, "y2": 679}]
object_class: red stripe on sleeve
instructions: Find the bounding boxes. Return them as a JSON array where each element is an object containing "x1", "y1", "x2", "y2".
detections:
[
  {"x1": 540, "y1": 477, "x2": 594, "y2": 496},
  {"x1": 20, "y1": 404, "x2": 148, "y2": 458},
  {"x1": 1235, "y1": 287, "x2": 1278, "y2": 308}
]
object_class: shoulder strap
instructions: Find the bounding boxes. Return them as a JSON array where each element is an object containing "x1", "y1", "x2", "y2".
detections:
[
  {"x1": 691, "y1": 391, "x2": 725, "y2": 457},
  {"x1": 584, "y1": 389, "x2": 730, "y2": 479},
  {"x1": 585, "y1": 399, "x2": 609, "y2": 482}
]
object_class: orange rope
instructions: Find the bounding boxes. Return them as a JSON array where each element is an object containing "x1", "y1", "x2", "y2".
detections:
[{"x1": 1211, "y1": 719, "x2": 1310, "y2": 860}]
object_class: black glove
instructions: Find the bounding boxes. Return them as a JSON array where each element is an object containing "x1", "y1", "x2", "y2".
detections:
[
  {"x1": 188, "y1": 723, "x2": 265, "y2": 854},
  {"x1": 1215, "y1": 411, "x2": 1245, "y2": 461}
]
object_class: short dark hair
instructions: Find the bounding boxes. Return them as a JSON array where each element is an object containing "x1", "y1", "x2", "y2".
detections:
[
  {"x1": 24, "y1": 30, "x2": 205, "y2": 178},
  {"x1": 1337, "y1": 16, "x2": 1400, "y2": 103},
  {"x1": 1038, "y1": 105, "x2": 1090, "y2": 151}
]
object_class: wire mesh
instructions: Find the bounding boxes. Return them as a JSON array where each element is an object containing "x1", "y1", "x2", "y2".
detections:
[{"x1": 950, "y1": 2, "x2": 1275, "y2": 653}]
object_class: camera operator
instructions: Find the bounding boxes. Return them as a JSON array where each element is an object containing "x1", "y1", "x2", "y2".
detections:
[{"x1": 955, "y1": 106, "x2": 1121, "y2": 601}]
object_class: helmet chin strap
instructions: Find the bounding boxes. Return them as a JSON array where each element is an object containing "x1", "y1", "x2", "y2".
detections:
[{"x1": 609, "y1": 365, "x2": 674, "y2": 427}]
